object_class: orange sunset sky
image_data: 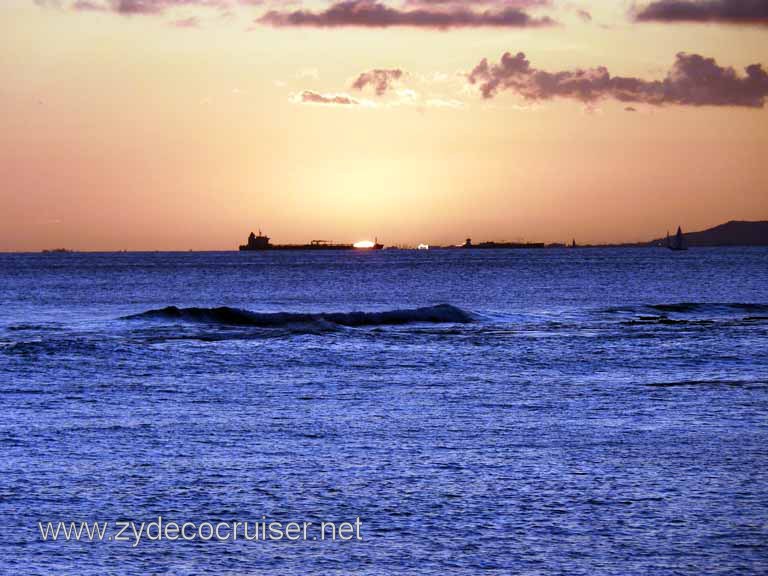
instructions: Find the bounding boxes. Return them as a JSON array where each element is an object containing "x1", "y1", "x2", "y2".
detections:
[{"x1": 1, "y1": 0, "x2": 767, "y2": 250}]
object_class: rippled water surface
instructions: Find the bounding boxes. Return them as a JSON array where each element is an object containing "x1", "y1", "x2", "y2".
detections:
[{"x1": 1, "y1": 248, "x2": 767, "y2": 575}]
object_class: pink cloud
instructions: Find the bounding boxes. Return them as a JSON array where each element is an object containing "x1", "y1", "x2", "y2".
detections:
[{"x1": 468, "y1": 51, "x2": 768, "y2": 107}]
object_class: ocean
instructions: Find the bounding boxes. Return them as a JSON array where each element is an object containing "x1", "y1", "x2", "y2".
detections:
[{"x1": 1, "y1": 248, "x2": 767, "y2": 575}]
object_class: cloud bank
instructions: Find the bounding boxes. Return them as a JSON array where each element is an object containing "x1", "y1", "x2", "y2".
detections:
[
  {"x1": 258, "y1": 0, "x2": 556, "y2": 29},
  {"x1": 468, "y1": 51, "x2": 768, "y2": 107},
  {"x1": 635, "y1": 0, "x2": 768, "y2": 26},
  {"x1": 293, "y1": 68, "x2": 467, "y2": 109}
]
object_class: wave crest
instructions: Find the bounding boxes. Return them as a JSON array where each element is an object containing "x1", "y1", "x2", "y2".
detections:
[
  {"x1": 648, "y1": 302, "x2": 768, "y2": 314},
  {"x1": 123, "y1": 304, "x2": 474, "y2": 328}
]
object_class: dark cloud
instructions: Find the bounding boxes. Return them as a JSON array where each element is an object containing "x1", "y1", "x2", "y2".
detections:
[
  {"x1": 635, "y1": 0, "x2": 768, "y2": 26},
  {"x1": 71, "y1": 0, "x2": 105, "y2": 9},
  {"x1": 65, "y1": 0, "x2": 230, "y2": 15},
  {"x1": 257, "y1": 0, "x2": 556, "y2": 29},
  {"x1": 172, "y1": 15, "x2": 200, "y2": 26},
  {"x1": 468, "y1": 51, "x2": 768, "y2": 107},
  {"x1": 296, "y1": 90, "x2": 360, "y2": 105},
  {"x1": 43, "y1": 0, "x2": 301, "y2": 15},
  {"x1": 402, "y1": 0, "x2": 549, "y2": 5},
  {"x1": 351, "y1": 69, "x2": 404, "y2": 95}
]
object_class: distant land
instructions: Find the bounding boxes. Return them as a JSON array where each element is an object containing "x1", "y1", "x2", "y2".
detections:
[
  {"x1": 446, "y1": 220, "x2": 768, "y2": 249},
  {"x1": 646, "y1": 221, "x2": 768, "y2": 248},
  {"x1": 27, "y1": 220, "x2": 768, "y2": 253},
  {"x1": 458, "y1": 220, "x2": 768, "y2": 249}
]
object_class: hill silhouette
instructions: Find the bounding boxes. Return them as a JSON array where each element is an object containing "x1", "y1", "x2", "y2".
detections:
[{"x1": 650, "y1": 221, "x2": 768, "y2": 247}]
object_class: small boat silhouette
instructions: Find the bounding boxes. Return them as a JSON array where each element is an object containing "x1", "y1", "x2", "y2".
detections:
[{"x1": 667, "y1": 226, "x2": 688, "y2": 251}]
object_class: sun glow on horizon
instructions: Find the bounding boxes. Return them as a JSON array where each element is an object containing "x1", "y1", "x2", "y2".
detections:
[{"x1": 354, "y1": 240, "x2": 376, "y2": 249}]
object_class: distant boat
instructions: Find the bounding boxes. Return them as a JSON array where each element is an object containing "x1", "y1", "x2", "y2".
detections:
[{"x1": 667, "y1": 227, "x2": 688, "y2": 251}]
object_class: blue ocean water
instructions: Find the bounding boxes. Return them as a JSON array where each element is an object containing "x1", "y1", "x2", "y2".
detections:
[{"x1": 1, "y1": 248, "x2": 767, "y2": 575}]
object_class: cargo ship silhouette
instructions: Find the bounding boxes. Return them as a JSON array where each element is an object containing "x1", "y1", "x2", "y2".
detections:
[{"x1": 239, "y1": 231, "x2": 383, "y2": 251}]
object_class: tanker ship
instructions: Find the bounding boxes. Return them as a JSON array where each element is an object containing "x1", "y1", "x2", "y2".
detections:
[{"x1": 239, "y1": 231, "x2": 383, "y2": 251}]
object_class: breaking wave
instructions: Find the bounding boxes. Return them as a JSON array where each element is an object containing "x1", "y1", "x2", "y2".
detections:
[
  {"x1": 645, "y1": 379, "x2": 768, "y2": 388},
  {"x1": 604, "y1": 303, "x2": 768, "y2": 325},
  {"x1": 123, "y1": 304, "x2": 475, "y2": 328},
  {"x1": 647, "y1": 302, "x2": 768, "y2": 314},
  {"x1": 603, "y1": 302, "x2": 768, "y2": 315}
]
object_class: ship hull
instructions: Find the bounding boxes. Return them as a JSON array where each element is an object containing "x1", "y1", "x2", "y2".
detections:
[
  {"x1": 239, "y1": 244, "x2": 383, "y2": 251},
  {"x1": 239, "y1": 231, "x2": 384, "y2": 251}
]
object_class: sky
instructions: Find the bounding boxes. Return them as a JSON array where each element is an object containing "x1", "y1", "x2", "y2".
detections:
[{"x1": 1, "y1": 0, "x2": 767, "y2": 250}]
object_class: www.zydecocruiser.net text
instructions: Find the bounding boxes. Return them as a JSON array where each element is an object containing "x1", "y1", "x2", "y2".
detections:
[{"x1": 38, "y1": 517, "x2": 363, "y2": 547}]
